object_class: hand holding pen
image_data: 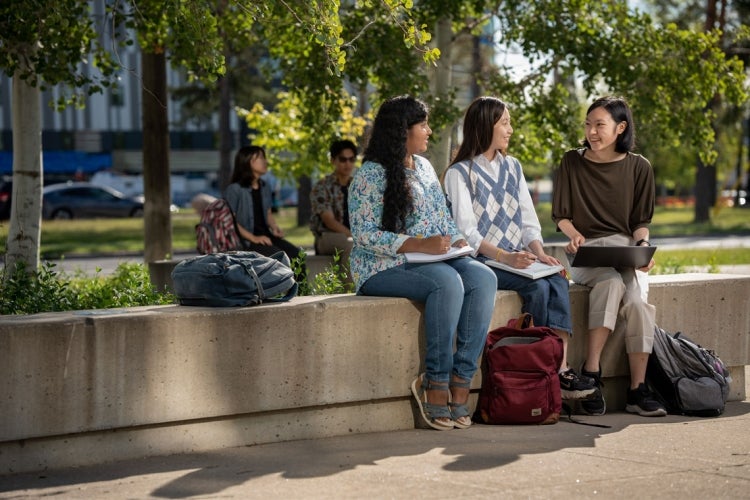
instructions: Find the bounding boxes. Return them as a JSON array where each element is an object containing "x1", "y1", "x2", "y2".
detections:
[
  {"x1": 498, "y1": 249, "x2": 538, "y2": 269},
  {"x1": 421, "y1": 234, "x2": 452, "y2": 254}
]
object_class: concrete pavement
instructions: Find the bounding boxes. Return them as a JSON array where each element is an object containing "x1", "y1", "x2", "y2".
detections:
[{"x1": 1, "y1": 397, "x2": 749, "y2": 499}]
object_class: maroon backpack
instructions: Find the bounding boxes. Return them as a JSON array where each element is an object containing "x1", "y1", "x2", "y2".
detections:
[
  {"x1": 195, "y1": 199, "x2": 242, "y2": 255},
  {"x1": 475, "y1": 313, "x2": 563, "y2": 425}
]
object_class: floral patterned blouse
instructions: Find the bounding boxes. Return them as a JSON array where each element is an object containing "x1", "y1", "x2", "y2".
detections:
[{"x1": 348, "y1": 155, "x2": 463, "y2": 292}]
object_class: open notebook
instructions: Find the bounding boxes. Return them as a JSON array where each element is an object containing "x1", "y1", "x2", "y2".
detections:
[
  {"x1": 485, "y1": 259, "x2": 564, "y2": 279},
  {"x1": 404, "y1": 245, "x2": 473, "y2": 263}
]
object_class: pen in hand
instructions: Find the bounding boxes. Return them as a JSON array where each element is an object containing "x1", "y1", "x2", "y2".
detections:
[{"x1": 509, "y1": 250, "x2": 538, "y2": 268}]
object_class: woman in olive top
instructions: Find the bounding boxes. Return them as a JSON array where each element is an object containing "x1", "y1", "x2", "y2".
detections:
[{"x1": 552, "y1": 96, "x2": 666, "y2": 418}]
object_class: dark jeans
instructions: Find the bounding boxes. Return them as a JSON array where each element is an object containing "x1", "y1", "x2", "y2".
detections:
[{"x1": 489, "y1": 267, "x2": 572, "y2": 334}]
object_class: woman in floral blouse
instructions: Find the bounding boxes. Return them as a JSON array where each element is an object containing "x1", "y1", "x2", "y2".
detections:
[{"x1": 348, "y1": 95, "x2": 497, "y2": 430}]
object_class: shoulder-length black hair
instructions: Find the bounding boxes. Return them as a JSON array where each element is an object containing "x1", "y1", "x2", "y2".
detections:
[
  {"x1": 451, "y1": 96, "x2": 508, "y2": 165},
  {"x1": 230, "y1": 145, "x2": 266, "y2": 188},
  {"x1": 363, "y1": 95, "x2": 429, "y2": 233},
  {"x1": 582, "y1": 96, "x2": 636, "y2": 153}
]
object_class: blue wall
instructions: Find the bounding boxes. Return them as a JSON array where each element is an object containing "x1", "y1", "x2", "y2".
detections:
[{"x1": 0, "y1": 152, "x2": 111, "y2": 175}]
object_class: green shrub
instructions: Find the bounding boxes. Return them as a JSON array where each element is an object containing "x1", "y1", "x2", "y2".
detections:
[
  {"x1": 1, "y1": 261, "x2": 174, "y2": 315},
  {"x1": 67, "y1": 262, "x2": 175, "y2": 310},
  {"x1": 293, "y1": 250, "x2": 354, "y2": 296},
  {"x1": 0, "y1": 262, "x2": 75, "y2": 314}
]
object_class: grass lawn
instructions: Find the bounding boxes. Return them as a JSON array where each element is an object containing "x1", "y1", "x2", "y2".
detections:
[{"x1": 1, "y1": 205, "x2": 749, "y2": 266}]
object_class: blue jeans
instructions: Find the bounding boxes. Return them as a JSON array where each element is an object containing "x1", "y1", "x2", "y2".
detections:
[
  {"x1": 489, "y1": 266, "x2": 572, "y2": 334},
  {"x1": 359, "y1": 257, "x2": 497, "y2": 384}
]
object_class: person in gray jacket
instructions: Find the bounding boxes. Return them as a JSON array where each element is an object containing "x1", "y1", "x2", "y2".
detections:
[{"x1": 225, "y1": 145, "x2": 304, "y2": 278}]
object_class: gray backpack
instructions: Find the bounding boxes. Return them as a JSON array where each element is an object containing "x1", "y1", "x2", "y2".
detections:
[
  {"x1": 646, "y1": 326, "x2": 731, "y2": 417},
  {"x1": 171, "y1": 251, "x2": 298, "y2": 307}
]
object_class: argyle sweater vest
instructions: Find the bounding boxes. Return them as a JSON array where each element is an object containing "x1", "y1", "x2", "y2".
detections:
[{"x1": 452, "y1": 156, "x2": 524, "y2": 251}]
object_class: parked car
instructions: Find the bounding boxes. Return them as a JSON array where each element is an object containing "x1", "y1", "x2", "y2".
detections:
[{"x1": 42, "y1": 182, "x2": 145, "y2": 220}]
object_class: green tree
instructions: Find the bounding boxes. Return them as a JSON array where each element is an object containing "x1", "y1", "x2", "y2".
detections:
[
  {"x1": 243, "y1": 1, "x2": 745, "y2": 184},
  {"x1": 0, "y1": 0, "x2": 118, "y2": 275},
  {"x1": 641, "y1": 0, "x2": 750, "y2": 220},
  {"x1": 124, "y1": 0, "x2": 436, "y2": 260},
  {"x1": 234, "y1": 1, "x2": 443, "y2": 224},
  {"x1": 109, "y1": 0, "x2": 226, "y2": 263},
  {"x1": 0, "y1": 0, "x2": 431, "y2": 267},
  {"x1": 238, "y1": 1, "x2": 494, "y2": 195}
]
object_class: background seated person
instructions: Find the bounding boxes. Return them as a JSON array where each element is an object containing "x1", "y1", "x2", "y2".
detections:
[
  {"x1": 309, "y1": 139, "x2": 357, "y2": 273},
  {"x1": 225, "y1": 145, "x2": 305, "y2": 281}
]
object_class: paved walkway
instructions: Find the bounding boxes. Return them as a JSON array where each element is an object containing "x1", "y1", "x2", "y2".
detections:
[{"x1": 1, "y1": 399, "x2": 749, "y2": 499}]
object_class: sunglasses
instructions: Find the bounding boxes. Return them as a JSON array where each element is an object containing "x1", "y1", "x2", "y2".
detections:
[{"x1": 337, "y1": 156, "x2": 356, "y2": 163}]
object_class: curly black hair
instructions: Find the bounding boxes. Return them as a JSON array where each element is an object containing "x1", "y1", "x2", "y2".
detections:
[{"x1": 363, "y1": 95, "x2": 429, "y2": 233}]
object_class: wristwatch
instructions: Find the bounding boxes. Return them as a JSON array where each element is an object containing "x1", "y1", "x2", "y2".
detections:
[{"x1": 635, "y1": 239, "x2": 651, "y2": 246}]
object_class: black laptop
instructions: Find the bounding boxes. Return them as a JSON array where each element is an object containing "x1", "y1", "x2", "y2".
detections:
[{"x1": 571, "y1": 245, "x2": 657, "y2": 268}]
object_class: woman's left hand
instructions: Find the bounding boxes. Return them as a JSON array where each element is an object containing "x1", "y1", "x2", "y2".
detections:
[
  {"x1": 271, "y1": 226, "x2": 284, "y2": 237},
  {"x1": 536, "y1": 254, "x2": 560, "y2": 266},
  {"x1": 451, "y1": 239, "x2": 468, "y2": 248}
]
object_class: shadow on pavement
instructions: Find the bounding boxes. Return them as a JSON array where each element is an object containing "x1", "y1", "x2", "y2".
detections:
[{"x1": 2, "y1": 401, "x2": 748, "y2": 498}]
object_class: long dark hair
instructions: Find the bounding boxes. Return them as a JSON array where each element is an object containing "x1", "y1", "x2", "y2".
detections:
[
  {"x1": 230, "y1": 145, "x2": 265, "y2": 188},
  {"x1": 582, "y1": 96, "x2": 636, "y2": 153},
  {"x1": 452, "y1": 96, "x2": 508, "y2": 165},
  {"x1": 363, "y1": 95, "x2": 428, "y2": 232}
]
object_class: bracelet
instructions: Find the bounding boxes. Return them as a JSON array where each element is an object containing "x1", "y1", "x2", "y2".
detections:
[
  {"x1": 495, "y1": 248, "x2": 506, "y2": 261},
  {"x1": 635, "y1": 239, "x2": 651, "y2": 247}
]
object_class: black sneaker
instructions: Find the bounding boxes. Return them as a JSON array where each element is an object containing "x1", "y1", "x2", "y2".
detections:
[
  {"x1": 559, "y1": 368, "x2": 597, "y2": 400},
  {"x1": 579, "y1": 365, "x2": 606, "y2": 416},
  {"x1": 625, "y1": 383, "x2": 668, "y2": 417}
]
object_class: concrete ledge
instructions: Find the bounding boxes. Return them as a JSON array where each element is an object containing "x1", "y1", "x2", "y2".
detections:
[{"x1": 1, "y1": 273, "x2": 748, "y2": 474}]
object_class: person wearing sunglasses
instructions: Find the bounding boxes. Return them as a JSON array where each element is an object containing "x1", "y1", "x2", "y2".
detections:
[{"x1": 310, "y1": 139, "x2": 358, "y2": 279}]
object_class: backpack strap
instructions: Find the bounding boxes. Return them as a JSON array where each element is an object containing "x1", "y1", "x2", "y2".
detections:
[
  {"x1": 561, "y1": 403, "x2": 612, "y2": 428},
  {"x1": 262, "y1": 281, "x2": 299, "y2": 303},
  {"x1": 235, "y1": 251, "x2": 298, "y2": 303}
]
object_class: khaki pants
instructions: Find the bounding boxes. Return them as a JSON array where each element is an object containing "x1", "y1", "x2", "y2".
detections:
[{"x1": 568, "y1": 234, "x2": 656, "y2": 354}]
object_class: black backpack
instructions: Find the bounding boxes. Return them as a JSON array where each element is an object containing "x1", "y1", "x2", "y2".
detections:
[
  {"x1": 646, "y1": 326, "x2": 731, "y2": 417},
  {"x1": 171, "y1": 251, "x2": 298, "y2": 307}
]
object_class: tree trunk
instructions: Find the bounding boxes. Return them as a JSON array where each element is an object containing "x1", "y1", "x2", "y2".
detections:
[
  {"x1": 693, "y1": 0, "x2": 720, "y2": 223},
  {"x1": 218, "y1": 66, "x2": 232, "y2": 191},
  {"x1": 296, "y1": 175, "x2": 311, "y2": 229},
  {"x1": 4, "y1": 70, "x2": 42, "y2": 276},
  {"x1": 694, "y1": 159, "x2": 716, "y2": 222},
  {"x1": 141, "y1": 50, "x2": 172, "y2": 263},
  {"x1": 217, "y1": 0, "x2": 232, "y2": 192},
  {"x1": 429, "y1": 17, "x2": 454, "y2": 177}
]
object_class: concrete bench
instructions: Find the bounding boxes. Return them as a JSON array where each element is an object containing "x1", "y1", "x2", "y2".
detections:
[{"x1": 1, "y1": 273, "x2": 748, "y2": 474}]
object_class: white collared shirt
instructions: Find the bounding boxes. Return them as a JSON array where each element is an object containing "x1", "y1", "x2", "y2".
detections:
[{"x1": 443, "y1": 152, "x2": 543, "y2": 254}]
